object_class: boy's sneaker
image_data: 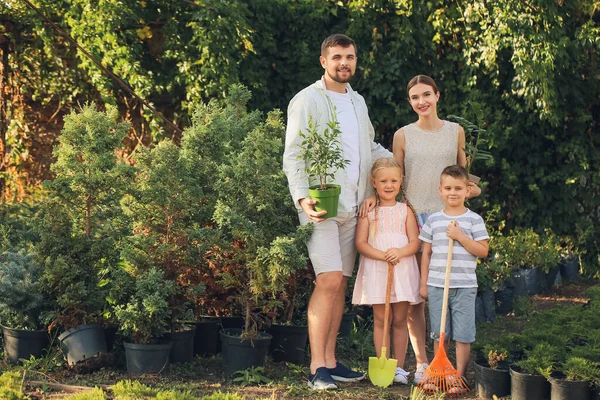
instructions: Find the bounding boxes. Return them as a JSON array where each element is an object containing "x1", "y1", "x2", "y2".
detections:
[
  {"x1": 327, "y1": 362, "x2": 366, "y2": 382},
  {"x1": 413, "y1": 362, "x2": 429, "y2": 384},
  {"x1": 393, "y1": 367, "x2": 409, "y2": 384},
  {"x1": 446, "y1": 376, "x2": 471, "y2": 396},
  {"x1": 307, "y1": 367, "x2": 338, "y2": 390}
]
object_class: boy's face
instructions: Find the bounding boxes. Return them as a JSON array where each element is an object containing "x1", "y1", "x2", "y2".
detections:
[{"x1": 439, "y1": 175, "x2": 471, "y2": 207}]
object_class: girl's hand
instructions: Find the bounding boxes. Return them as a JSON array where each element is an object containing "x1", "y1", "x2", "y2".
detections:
[
  {"x1": 419, "y1": 284, "x2": 428, "y2": 300},
  {"x1": 359, "y1": 195, "x2": 377, "y2": 217},
  {"x1": 384, "y1": 248, "x2": 404, "y2": 264},
  {"x1": 446, "y1": 220, "x2": 464, "y2": 241}
]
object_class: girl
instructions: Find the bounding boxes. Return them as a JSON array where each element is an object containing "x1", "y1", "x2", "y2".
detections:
[
  {"x1": 352, "y1": 157, "x2": 421, "y2": 385},
  {"x1": 360, "y1": 74, "x2": 482, "y2": 383}
]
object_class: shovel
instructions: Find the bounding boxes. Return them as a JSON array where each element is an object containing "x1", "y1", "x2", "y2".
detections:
[{"x1": 368, "y1": 262, "x2": 398, "y2": 387}]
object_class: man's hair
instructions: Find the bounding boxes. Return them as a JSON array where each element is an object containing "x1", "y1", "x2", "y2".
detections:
[
  {"x1": 440, "y1": 165, "x2": 469, "y2": 184},
  {"x1": 321, "y1": 34, "x2": 356, "y2": 56},
  {"x1": 406, "y1": 74, "x2": 439, "y2": 98}
]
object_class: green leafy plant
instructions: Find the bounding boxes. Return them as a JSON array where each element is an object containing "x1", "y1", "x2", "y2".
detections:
[
  {"x1": 114, "y1": 267, "x2": 176, "y2": 344},
  {"x1": 488, "y1": 228, "x2": 561, "y2": 273},
  {"x1": 112, "y1": 380, "x2": 157, "y2": 399},
  {"x1": 232, "y1": 366, "x2": 272, "y2": 386},
  {"x1": 0, "y1": 252, "x2": 50, "y2": 330},
  {"x1": 0, "y1": 371, "x2": 27, "y2": 400},
  {"x1": 561, "y1": 357, "x2": 600, "y2": 383},
  {"x1": 210, "y1": 89, "x2": 314, "y2": 335},
  {"x1": 297, "y1": 115, "x2": 349, "y2": 190},
  {"x1": 448, "y1": 105, "x2": 494, "y2": 176},
  {"x1": 515, "y1": 342, "x2": 559, "y2": 378},
  {"x1": 513, "y1": 296, "x2": 536, "y2": 316}
]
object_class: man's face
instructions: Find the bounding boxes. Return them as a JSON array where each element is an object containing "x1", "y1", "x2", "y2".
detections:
[{"x1": 320, "y1": 45, "x2": 357, "y2": 84}]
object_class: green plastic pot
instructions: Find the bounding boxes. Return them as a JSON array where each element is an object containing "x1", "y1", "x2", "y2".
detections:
[{"x1": 309, "y1": 184, "x2": 341, "y2": 219}]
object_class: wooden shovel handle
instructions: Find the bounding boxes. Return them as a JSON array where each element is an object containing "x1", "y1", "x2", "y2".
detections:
[
  {"x1": 382, "y1": 262, "x2": 394, "y2": 350},
  {"x1": 440, "y1": 237, "x2": 455, "y2": 335}
]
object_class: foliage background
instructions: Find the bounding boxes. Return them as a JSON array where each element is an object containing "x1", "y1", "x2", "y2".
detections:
[{"x1": 1, "y1": 0, "x2": 599, "y2": 273}]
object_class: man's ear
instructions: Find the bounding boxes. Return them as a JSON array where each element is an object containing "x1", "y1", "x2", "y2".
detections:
[{"x1": 319, "y1": 55, "x2": 326, "y2": 69}]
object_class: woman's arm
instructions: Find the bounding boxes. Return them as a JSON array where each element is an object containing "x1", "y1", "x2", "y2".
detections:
[
  {"x1": 393, "y1": 127, "x2": 406, "y2": 167},
  {"x1": 457, "y1": 125, "x2": 482, "y2": 198},
  {"x1": 355, "y1": 214, "x2": 387, "y2": 261}
]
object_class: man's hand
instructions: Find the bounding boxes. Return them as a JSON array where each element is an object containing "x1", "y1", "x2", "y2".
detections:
[
  {"x1": 446, "y1": 220, "x2": 464, "y2": 241},
  {"x1": 299, "y1": 197, "x2": 327, "y2": 222},
  {"x1": 359, "y1": 195, "x2": 377, "y2": 217}
]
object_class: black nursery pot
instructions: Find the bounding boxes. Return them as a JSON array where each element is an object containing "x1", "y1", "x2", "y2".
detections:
[
  {"x1": 58, "y1": 323, "x2": 107, "y2": 365},
  {"x1": 217, "y1": 316, "x2": 245, "y2": 353},
  {"x1": 510, "y1": 365, "x2": 551, "y2": 400},
  {"x1": 220, "y1": 329, "x2": 272, "y2": 376},
  {"x1": 560, "y1": 256, "x2": 580, "y2": 281},
  {"x1": 495, "y1": 287, "x2": 514, "y2": 314},
  {"x1": 163, "y1": 325, "x2": 196, "y2": 364},
  {"x1": 474, "y1": 358, "x2": 510, "y2": 398},
  {"x1": 267, "y1": 324, "x2": 308, "y2": 364},
  {"x1": 2, "y1": 326, "x2": 49, "y2": 365},
  {"x1": 188, "y1": 317, "x2": 219, "y2": 356},
  {"x1": 549, "y1": 372, "x2": 590, "y2": 400},
  {"x1": 123, "y1": 341, "x2": 173, "y2": 375},
  {"x1": 338, "y1": 312, "x2": 356, "y2": 341}
]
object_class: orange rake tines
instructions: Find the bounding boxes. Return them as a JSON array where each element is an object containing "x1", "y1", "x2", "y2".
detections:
[{"x1": 418, "y1": 233, "x2": 471, "y2": 397}]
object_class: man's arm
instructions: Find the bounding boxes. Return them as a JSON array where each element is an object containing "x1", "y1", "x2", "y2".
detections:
[{"x1": 283, "y1": 94, "x2": 311, "y2": 210}]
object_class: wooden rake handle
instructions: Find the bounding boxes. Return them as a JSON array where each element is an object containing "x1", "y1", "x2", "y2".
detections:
[
  {"x1": 382, "y1": 262, "x2": 394, "y2": 350},
  {"x1": 440, "y1": 237, "x2": 455, "y2": 335}
]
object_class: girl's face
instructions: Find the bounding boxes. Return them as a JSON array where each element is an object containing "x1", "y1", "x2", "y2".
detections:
[
  {"x1": 408, "y1": 83, "x2": 440, "y2": 118},
  {"x1": 372, "y1": 167, "x2": 402, "y2": 203}
]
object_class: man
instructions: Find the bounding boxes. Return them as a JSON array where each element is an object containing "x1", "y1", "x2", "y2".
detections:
[{"x1": 283, "y1": 34, "x2": 392, "y2": 390}]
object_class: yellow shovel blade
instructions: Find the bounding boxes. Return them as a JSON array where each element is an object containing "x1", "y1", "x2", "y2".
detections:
[{"x1": 368, "y1": 347, "x2": 397, "y2": 388}]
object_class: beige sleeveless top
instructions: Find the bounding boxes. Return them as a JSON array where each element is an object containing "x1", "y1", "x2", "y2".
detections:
[{"x1": 403, "y1": 121, "x2": 459, "y2": 214}]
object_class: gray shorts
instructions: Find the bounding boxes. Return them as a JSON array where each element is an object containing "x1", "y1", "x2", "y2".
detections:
[
  {"x1": 299, "y1": 208, "x2": 357, "y2": 277},
  {"x1": 427, "y1": 286, "x2": 476, "y2": 343}
]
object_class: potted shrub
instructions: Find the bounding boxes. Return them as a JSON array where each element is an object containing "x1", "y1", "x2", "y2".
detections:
[
  {"x1": 114, "y1": 267, "x2": 176, "y2": 374},
  {"x1": 549, "y1": 357, "x2": 600, "y2": 400},
  {"x1": 448, "y1": 103, "x2": 494, "y2": 184},
  {"x1": 297, "y1": 114, "x2": 349, "y2": 219},
  {"x1": 210, "y1": 100, "x2": 313, "y2": 376},
  {"x1": 0, "y1": 252, "x2": 51, "y2": 364},
  {"x1": 38, "y1": 104, "x2": 133, "y2": 365},
  {"x1": 510, "y1": 342, "x2": 557, "y2": 400},
  {"x1": 474, "y1": 345, "x2": 511, "y2": 398},
  {"x1": 559, "y1": 236, "x2": 581, "y2": 281},
  {"x1": 267, "y1": 268, "x2": 312, "y2": 364}
]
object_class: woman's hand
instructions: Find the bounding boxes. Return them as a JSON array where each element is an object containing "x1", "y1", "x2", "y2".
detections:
[
  {"x1": 359, "y1": 195, "x2": 377, "y2": 217},
  {"x1": 467, "y1": 182, "x2": 482, "y2": 198}
]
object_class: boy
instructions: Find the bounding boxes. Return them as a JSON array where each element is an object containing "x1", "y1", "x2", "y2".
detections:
[{"x1": 418, "y1": 165, "x2": 489, "y2": 391}]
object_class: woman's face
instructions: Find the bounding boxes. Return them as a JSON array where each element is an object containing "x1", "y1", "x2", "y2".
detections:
[{"x1": 408, "y1": 83, "x2": 440, "y2": 117}]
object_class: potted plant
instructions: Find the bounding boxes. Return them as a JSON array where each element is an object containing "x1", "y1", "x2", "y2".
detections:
[
  {"x1": 559, "y1": 236, "x2": 581, "y2": 282},
  {"x1": 448, "y1": 103, "x2": 494, "y2": 184},
  {"x1": 474, "y1": 345, "x2": 511, "y2": 398},
  {"x1": 510, "y1": 342, "x2": 557, "y2": 400},
  {"x1": 114, "y1": 267, "x2": 175, "y2": 374},
  {"x1": 297, "y1": 114, "x2": 349, "y2": 219},
  {"x1": 120, "y1": 139, "x2": 207, "y2": 364},
  {"x1": 0, "y1": 252, "x2": 51, "y2": 364},
  {"x1": 267, "y1": 268, "x2": 312, "y2": 364},
  {"x1": 209, "y1": 101, "x2": 314, "y2": 375},
  {"x1": 549, "y1": 357, "x2": 599, "y2": 400},
  {"x1": 38, "y1": 104, "x2": 133, "y2": 365}
]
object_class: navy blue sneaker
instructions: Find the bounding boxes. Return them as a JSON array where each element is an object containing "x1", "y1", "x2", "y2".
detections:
[
  {"x1": 328, "y1": 362, "x2": 366, "y2": 382},
  {"x1": 307, "y1": 367, "x2": 338, "y2": 390}
]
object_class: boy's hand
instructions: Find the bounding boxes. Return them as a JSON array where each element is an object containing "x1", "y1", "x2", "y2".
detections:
[
  {"x1": 384, "y1": 248, "x2": 403, "y2": 264},
  {"x1": 419, "y1": 284, "x2": 428, "y2": 300},
  {"x1": 446, "y1": 220, "x2": 464, "y2": 241}
]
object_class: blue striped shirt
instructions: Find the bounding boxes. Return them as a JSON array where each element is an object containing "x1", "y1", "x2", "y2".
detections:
[{"x1": 419, "y1": 209, "x2": 489, "y2": 288}]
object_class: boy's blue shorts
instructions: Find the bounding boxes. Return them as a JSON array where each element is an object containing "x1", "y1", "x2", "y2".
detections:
[{"x1": 427, "y1": 286, "x2": 476, "y2": 343}]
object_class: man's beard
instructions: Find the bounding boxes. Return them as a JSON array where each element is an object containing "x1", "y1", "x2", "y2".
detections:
[{"x1": 328, "y1": 69, "x2": 353, "y2": 83}]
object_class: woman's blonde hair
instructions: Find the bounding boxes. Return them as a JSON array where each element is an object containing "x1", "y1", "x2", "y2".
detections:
[{"x1": 368, "y1": 158, "x2": 417, "y2": 242}]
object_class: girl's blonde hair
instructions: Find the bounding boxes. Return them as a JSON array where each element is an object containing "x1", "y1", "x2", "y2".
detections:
[{"x1": 369, "y1": 157, "x2": 417, "y2": 243}]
